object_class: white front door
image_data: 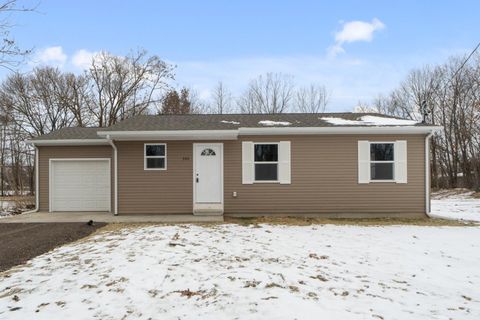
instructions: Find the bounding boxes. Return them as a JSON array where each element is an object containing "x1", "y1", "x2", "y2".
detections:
[{"x1": 194, "y1": 143, "x2": 223, "y2": 204}]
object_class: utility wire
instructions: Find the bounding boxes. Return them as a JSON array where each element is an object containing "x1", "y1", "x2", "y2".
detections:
[{"x1": 421, "y1": 41, "x2": 480, "y2": 122}]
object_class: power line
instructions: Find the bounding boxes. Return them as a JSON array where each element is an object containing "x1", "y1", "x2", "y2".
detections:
[{"x1": 421, "y1": 41, "x2": 480, "y2": 122}]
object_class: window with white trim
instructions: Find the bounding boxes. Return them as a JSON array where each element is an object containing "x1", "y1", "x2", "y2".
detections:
[
  {"x1": 370, "y1": 143, "x2": 394, "y2": 180},
  {"x1": 254, "y1": 143, "x2": 278, "y2": 181},
  {"x1": 145, "y1": 143, "x2": 166, "y2": 170}
]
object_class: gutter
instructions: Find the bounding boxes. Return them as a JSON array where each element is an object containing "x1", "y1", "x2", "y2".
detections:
[
  {"x1": 107, "y1": 135, "x2": 118, "y2": 215},
  {"x1": 96, "y1": 126, "x2": 442, "y2": 140},
  {"x1": 26, "y1": 139, "x2": 110, "y2": 146},
  {"x1": 425, "y1": 132, "x2": 434, "y2": 217},
  {"x1": 97, "y1": 130, "x2": 238, "y2": 140}
]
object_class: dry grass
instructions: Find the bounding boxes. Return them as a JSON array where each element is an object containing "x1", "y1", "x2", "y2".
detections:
[
  {"x1": 87, "y1": 216, "x2": 477, "y2": 236},
  {"x1": 224, "y1": 216, "x2": 476, "y2": 227},
  {"x1": 0, "y1": 196, "x2": 34, "y2": 202},
  {"x1": 0, "y1": 196, "x2": 35, "y2": 211},
  {"x1": 431, "y1": 188, "x2": 480, "y2": 199}
]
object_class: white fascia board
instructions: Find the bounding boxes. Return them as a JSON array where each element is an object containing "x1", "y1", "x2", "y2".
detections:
[
  {"x1": 26, "y1": 139, "x2": 111, "y2": 146},
  {"x1": 96, "y1": 130, "x2": 239, "y2": 140},
  {"x1": 238, "y1": 126, "x2": 443, "y2": 135}
]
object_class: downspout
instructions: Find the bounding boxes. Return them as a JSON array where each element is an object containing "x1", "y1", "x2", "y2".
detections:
[
  {"x1": 107, "y1": 135, "x2": 118, "y2": 215},
  {"x1": 425, "y1": 132, "x2": 434, "y2": 217}
]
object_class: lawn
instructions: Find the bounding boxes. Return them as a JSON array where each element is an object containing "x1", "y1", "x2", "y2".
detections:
[
  {"x1": 1, "y1": 191, "x2": 479, "y2": 319},
  {"x1": 1, "y1": 222, "x2": 479, "y2": 319}
]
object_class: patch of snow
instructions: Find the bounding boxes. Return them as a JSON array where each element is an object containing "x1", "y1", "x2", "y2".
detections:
[
  {"x1": 430, "y1": 190, "x2": 480, "y2": 222},
  {"x1": 361, "y1": 115, "x2": 418, "y2": 125},
  {"x1": 0, "y1": 200, "x2": 19, "y2": 218},
  {"x1": 320, "y1": 117, "x2": 365, "y2": 125},
  {"x1": 258, "y1": 120, "x2": 291, "y2": 126},
  {"x1": 1, "y1": 224, "x2": 479, "y2": 319},
  {"x1": 220, "y1": 120, "x2": 240, "y2": 125},
  {"x1": 321, "y1": 116, "x2": 418, "y2": 126}
]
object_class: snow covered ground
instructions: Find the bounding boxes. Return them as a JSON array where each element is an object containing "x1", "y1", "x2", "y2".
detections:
[
  {"x1": 1, "y1": 223, "x2": 479, "y2": 319},
  {"x1": 431, "y1": 189, "x2": 480, "y2": 222}
]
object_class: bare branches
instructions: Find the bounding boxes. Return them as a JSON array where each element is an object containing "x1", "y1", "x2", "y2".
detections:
[
  {"x1": 364, "y1": 52, "x2": 480, "y2": 189},
  {"x1": 238, "y1": 73, "x2": 295, "y2": 114},
  {"x1": 86, "y1": 50, "x2": 174, "y2": 126},
  {"x1": 0, "y1": 68, "x2": 76, "y2": 137},
  {"x1": 211, "y1": 81, "x2": 232, "y2": 114},
  {"x1": 295, "y1": 84, "x2": 329, "y2": 113},
  {"x1": 0, "y1": 49, "x2": 175, "y2": 196},
  {"x1": 0, "y1": 0, "x2": 36, "y2": 69}
]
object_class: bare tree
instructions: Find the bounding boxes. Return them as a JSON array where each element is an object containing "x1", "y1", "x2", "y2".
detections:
[
  {"x1": 0, "y1": 0, "x2": 36, "y2": 69},
  {"x1": 237, "y1": 73, "x2": 295, "y2": 114},
  {"x1": 363, "y1": 52, "x2": 480, "y2": 190},
  {"x1": 86, "y1": 50, "x2": 174, "y2": 126},
  {"x1": 295, "y1": 84, "x2": 329, "y2": 113},
  {"x1": 211, "y1": 81, "x2": 232, "y2": 114},
  {"x1": 0, "y1": 49, "x2": 175, "y2": 196},
  {"x1": 0, "y1": 67, "x2": 77, "y2": 137}
]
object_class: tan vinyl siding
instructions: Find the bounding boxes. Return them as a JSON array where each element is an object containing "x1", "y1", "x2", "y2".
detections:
[
  {"x1": 37, "y1": 134, "x2": 426, "y2": 217},
  {"x1": 116, "y1": 141, "x2": 193, "y2": 214},
  {"x1": 38, "y1": 146, "x2": 113, "y2": 211},
  {"x1": 224, "y1": 135, "x2": 425, "y2": 216}
]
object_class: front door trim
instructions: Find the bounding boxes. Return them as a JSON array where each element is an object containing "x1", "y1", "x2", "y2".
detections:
[{"x1": 192, "y1": 143, "x2": 224, "y2": 215}]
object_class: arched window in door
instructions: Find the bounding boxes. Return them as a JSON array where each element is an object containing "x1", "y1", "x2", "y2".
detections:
[{"x1": 201, "y1": 148, "x2": 216, "y2": 156}]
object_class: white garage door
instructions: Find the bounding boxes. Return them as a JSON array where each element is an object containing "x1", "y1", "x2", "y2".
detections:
[{"x1": 50, "y1": 159, "x2": 111, "y2": 212}]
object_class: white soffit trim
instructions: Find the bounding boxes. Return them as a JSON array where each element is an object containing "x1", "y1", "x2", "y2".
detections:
[
  {"x1": 96, "y1": 130, "x2": 239, "y2": 140},
  {"x1": 28, "y1": 126, "x2": 443, "y2": 144},
  {"x1": 26, "y1": 139, "x2": 111, "y2": 146},
  {"x1": 97, "y1": 126, "x2": 442, "y2": 139}
]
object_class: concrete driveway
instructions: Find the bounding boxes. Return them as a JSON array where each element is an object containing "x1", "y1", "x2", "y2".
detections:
[{"x1": 0, "y1": 211, "x2": 223, "y2": 223}]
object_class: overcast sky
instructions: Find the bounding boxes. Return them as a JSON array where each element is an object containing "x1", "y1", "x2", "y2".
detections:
[{"x1": 6, "y1": 0, "x2": 480, "y2": 111}]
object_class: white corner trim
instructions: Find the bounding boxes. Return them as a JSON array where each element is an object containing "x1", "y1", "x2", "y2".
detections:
[
  {"x1": 107, "y1": 136, "x2": 118, "y2": 215},
  {"x1": 32, "y1": 146, "x2": 39, "y2": 212},
  {"x1": 27, "y1": 139, "x2": 111, "y2": 146}
]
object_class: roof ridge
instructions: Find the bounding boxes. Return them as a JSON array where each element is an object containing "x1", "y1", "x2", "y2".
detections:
[{"x1": 143, "y1": 112, "x2": 364, "y2": 117}]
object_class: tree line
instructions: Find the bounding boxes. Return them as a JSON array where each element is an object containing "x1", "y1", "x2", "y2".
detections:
[
  {"x1": 0, "y1": 0, "x2": 477, "y2": 194},
  {"x1": 0, "y1": 49, "x2": 330, "y2": 196},
  {"x1": 2, "y1": 49, "x2": 479, "y2": 195},
  {"x1": 357, "y1": 53, "x2": 480, "y2": 190}
]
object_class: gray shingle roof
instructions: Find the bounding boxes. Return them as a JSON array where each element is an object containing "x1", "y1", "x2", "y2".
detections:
[
  {"x1": 100, "y1": 112, "x2": 423, "y2": 131},
  {"x1": 32, "y1": 112, "x2": 426, "y2": 140},
  {"x1": 32, "y1": 127, "x2": 103, "y2": 140}
]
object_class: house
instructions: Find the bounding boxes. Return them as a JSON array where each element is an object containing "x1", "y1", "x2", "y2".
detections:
[{"x1": 27, "y1": 113, "x2": 441, "y2": 218}]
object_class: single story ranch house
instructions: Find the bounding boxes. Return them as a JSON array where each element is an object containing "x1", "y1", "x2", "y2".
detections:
[{"x1": 27, "y1": 113, "x2": 442, "y2": 218}]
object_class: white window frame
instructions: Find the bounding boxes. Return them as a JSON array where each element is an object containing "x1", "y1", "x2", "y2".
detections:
[
  {"x1": 369, "y1": 141, "x2": 395, "y2": 182},
  {"x1": 144, "y1": 143, "x2": 167, "y2": 170},
  {"x1": 253, "y1": 142, "x2": 280, "y2": 183}
]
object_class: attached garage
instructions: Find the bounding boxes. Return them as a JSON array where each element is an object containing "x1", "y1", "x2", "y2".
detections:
[{"x1": 49, "y1": 159, "x2": 111, "y2": 212}]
